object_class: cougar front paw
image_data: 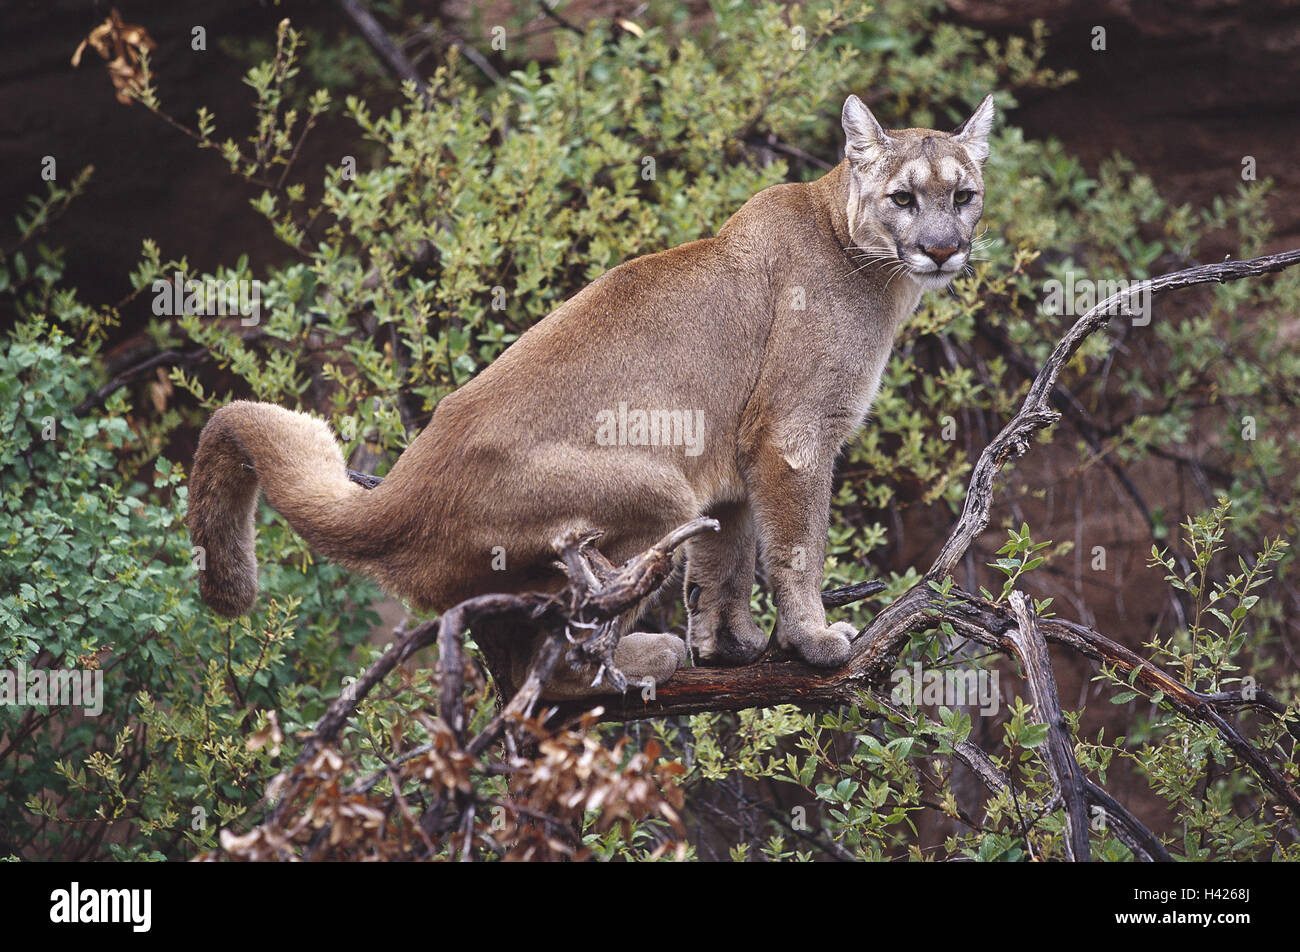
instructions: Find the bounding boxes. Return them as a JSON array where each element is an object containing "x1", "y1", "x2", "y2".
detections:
[
  {"x1": 784, "y1": 620, "x2": 857, "y2": 668},
  {"x1": 614, "y1": 633, "x2": 688, "y2": 688},
  {"x1": 692, "y1": 611, "x2": 768, "y2": 666}
]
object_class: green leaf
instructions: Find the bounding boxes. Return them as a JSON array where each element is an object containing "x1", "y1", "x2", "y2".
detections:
[{"x1": 1019, "y1": 723, "x2": 1050, "y2": 748}]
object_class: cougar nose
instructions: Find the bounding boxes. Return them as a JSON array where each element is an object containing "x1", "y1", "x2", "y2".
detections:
[{"x1": 921, "y1": 244, "x2": 958, "y2": 266}]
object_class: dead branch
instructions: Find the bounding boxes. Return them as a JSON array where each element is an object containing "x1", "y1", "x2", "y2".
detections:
[
  {"x1": 1007, "y1": 591, "x2": 1091, "y2": 861},
  {"x1": 873, "y1": 689, "x2": 1171, "y2": 860},
  {"x1": 73, "y1": 331, "x2": 263, "y2": 416}
]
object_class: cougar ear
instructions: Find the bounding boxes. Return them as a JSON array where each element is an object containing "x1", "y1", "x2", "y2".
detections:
[
  {"x1": 952, "y1": 93, "x2": 996, "y2": 164},
  {"x1": 842, "y1": 94, "x2": 894, "y2": 167}
]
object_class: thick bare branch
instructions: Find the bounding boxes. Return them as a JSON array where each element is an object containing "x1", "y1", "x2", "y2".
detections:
[
  {"x1": 555, "y1": 582, "x2": 1300, "y2": 820},
  {"x1": 1007, "y1": 592, "x2": 1091, "y2": 861},
  {"x1": 296, "y1": 517, "x2": 714, "y2": 768}
]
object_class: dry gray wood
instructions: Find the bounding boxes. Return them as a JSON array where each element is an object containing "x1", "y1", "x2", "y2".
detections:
[
  {"x1": 280, "y1": 516, "x2": 716, "y2": 818},
  {"x1": 1007, "y1": 591, "x2": 1091, "y2": 861}
]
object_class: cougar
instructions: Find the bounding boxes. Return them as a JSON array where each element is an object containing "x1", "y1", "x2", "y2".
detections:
[{"x1": 188, "y1": 93, "x2": 995, "y2": 698}]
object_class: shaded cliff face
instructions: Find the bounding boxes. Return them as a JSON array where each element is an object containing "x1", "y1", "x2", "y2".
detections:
[{"x1": 947, "y1": 0, "x2": 1300, "y2": 249}]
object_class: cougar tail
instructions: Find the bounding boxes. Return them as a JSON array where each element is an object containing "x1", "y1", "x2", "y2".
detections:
[{"x1": 187, "y1": 400, "x2": 387, "y2": 617}]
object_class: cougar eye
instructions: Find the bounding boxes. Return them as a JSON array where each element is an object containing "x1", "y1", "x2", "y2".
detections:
[
  {"x1": 954, "y1": 189, "x2": 974, "y2": 206},
  {"x1": 889, "y1": 191, "x2": 913, "y2": 208}
]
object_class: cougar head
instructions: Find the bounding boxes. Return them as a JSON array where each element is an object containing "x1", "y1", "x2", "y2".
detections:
[{"x1": 840, "y1": 93, "x2": 995, "y2": 290}]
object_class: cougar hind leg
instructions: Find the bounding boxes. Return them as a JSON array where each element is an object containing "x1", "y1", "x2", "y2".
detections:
[
  {"x1": 472, "y1": 607, "x2": 688, "y2": 702},
  {"x1": 684, "y1": 500, "x2": 767, "y2": 665},
  {"x1": 611, "y1": 631, "x2": 688, "y2": 688},
  {"x1": 538, "y1": 609, "x2": 687, "y2": 700}
]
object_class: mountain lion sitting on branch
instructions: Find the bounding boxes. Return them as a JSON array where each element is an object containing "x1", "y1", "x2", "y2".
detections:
[{"x1": 188, "y1": 93, "x2": 995, "y2": 697}]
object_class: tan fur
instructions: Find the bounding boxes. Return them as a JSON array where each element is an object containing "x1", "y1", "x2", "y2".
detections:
[{"x1": 187, "y1": 94, "x2": 995, "y2": 697}]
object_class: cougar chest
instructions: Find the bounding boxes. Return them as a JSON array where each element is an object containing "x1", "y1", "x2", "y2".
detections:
[{"x1": 840, "y1": 278, "x2": 922, "y2": 429}]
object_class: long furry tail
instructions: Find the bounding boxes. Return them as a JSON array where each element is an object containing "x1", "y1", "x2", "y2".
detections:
[{"x1": 187, "y1": 400, "x2": 383, "y2": 616}]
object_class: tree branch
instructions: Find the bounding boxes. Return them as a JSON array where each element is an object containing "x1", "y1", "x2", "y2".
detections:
[
  {"x1": 337, "y1": 0, "x2": 424, "y2": 90},
  {"x1": 1007, "y1": 591, "x2": 1091, "y2": 861}
]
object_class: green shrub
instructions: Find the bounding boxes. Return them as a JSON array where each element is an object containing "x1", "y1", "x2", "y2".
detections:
[{"x1": 0, "y1": 315, "x2": 381, "y2": 860}]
